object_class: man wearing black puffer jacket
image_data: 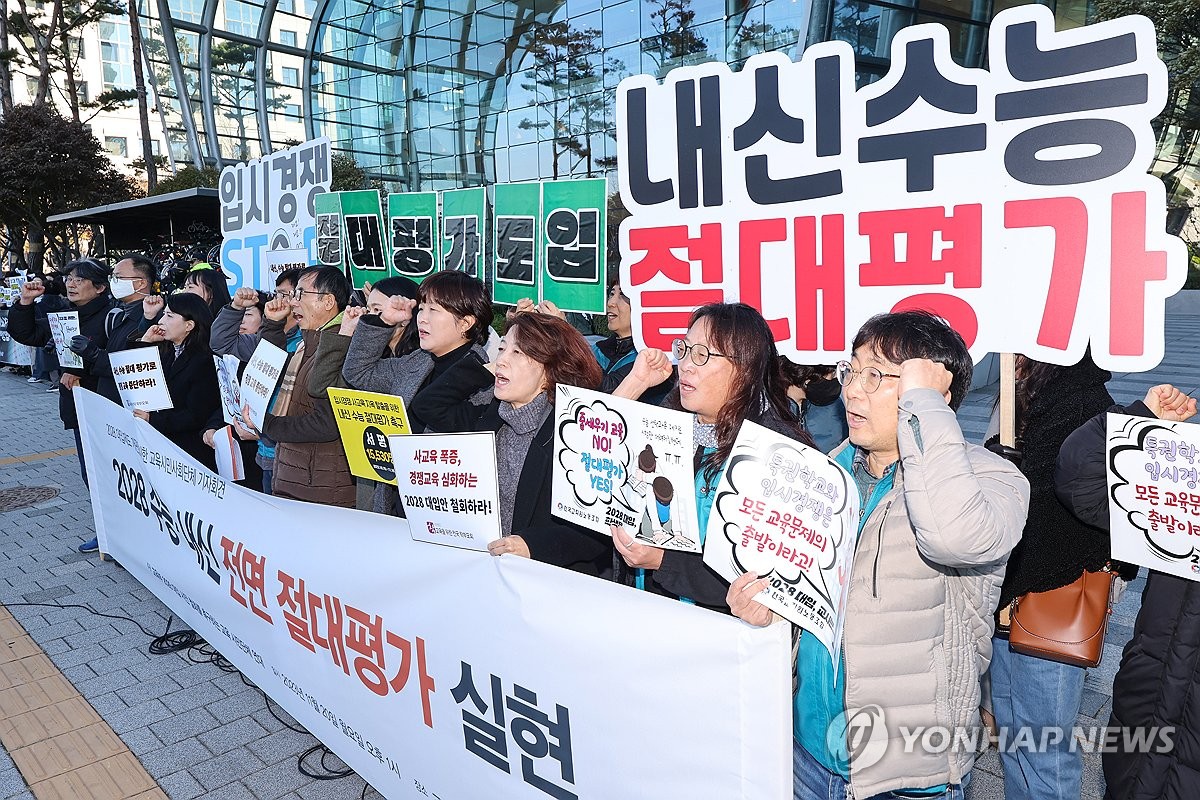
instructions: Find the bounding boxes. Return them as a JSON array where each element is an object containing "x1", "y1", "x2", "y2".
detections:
[
  {"x1": 1054, "y1": 383, "x2": 1199, "y2": 800},
  {"x1": 7, "y1": 259, "x2": 118, "y2": 489}
]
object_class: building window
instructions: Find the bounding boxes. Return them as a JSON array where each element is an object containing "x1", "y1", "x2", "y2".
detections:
[
  {"x1": 25, "y1": 76, "x2": 38, "y2": 98},
  {"x1": 279, "y1": 29, "x2": 297, "y2": 47},
  {"x1": 100, "y1": 19, "x2": 134, "y2": 90},
  {"x1": 278, "y1": 0, "x2": 294, "y2": 13},
  {"x1": 78, "y1": 80, "x2": 89, "y2": 104},
  {"x1": 285, "y1": 103, "x2": 302, "y2": 118},
  {"x1": 104, "y1": 136, "x2": 128, "y2": 157},
  {"x1": 282, "y1": 66, "x2": 300, "y2": 87}
]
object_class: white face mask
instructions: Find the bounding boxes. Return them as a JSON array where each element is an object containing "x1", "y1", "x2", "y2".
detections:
[{"x1": 111, "y1": 277, "x2": 142, "y2": 299}]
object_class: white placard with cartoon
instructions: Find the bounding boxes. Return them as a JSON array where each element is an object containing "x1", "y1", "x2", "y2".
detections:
[
  {"x1": 702, "y1": 420, "x2": 858, "y2": 668},
  {"x1": 46, "y1": 311, "x2": 83, "y2": 368},
  {"x1": 552, "y1": 385, "x2": 699, "y2": 552}
]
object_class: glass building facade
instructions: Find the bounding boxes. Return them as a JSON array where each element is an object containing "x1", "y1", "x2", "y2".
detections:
[{"x1": 137, "y1": 0, "x2": 1099, "y2": 190}]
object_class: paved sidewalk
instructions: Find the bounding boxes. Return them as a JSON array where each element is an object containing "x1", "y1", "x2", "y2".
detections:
[{"x1": 1, "y1": 316, "x2": 1198, "y2": 798}]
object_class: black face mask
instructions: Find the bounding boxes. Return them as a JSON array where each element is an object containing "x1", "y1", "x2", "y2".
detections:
[{"x1": 804, "y1": 377, "x2": 842, "y2": 407}]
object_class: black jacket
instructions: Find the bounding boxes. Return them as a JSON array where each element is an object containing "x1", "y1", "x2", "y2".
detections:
[
  {"x1": 1056, "y1": 400, "x2": 1197, "y2": 800},
  {"x1": 410, "y1": 355, "x2": 612, "y2": 578},
  {"x1": 128, "y1": 339, "x2": 221, "y2": 471},
  {"x1": 996, "y1": 356, "x2": 1122, "y2": 610},
  {"x1": 91, "y1": 300, "x2": 149, "y2": 405},
  {"x1": 7, "y1": 294, "x2": 118, "y2": 429}
]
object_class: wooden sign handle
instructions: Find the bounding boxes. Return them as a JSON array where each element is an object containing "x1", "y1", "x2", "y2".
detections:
[{"x1": 999, "y1": 352, "x2": 1016, "y2": 448}]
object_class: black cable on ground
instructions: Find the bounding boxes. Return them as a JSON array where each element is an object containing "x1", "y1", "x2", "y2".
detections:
[{"x1": 5, "y1": 600, "x2": 359, "y2": 785}]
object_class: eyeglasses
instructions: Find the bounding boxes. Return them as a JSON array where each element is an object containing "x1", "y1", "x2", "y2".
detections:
[
  {"x1": 672, "y1": 338, "x2": 732, "y2": 367},
  {"x1": 835, "y1": 360, "x2": 900, "y2": 394},
  {"x1": 293, "y1": 288, "x2": 332, "y2": 301},
  {"x1": 64, "y1": 275, "x2": 90, "y2": 285},
  {"x1": 274, "y1": 289, "x2": 295, "y2": 300}
]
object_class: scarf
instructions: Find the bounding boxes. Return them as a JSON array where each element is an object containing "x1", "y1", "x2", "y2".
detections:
[{"x1": 271, "y1": 338, "x2": 305, "y2": 417}]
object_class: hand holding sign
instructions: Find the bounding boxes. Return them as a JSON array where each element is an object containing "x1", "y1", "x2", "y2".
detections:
[
  {"x1": 487, "y1": 536, "x2": 531, "y2": 559},
  {"x1": 1144, "y1": 385, "x2": 1198, "y2": 422},
  {"x1": 727, "y1": 572, "x2": 776, "y2": 627},
  {"x1": 611, "y1": 524, "x2": 664, "y2": 570}
]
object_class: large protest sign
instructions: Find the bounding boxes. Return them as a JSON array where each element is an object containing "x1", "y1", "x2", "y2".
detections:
[
  {"x1": 387, "y1": 192, "x2": 439, "y2": 281},
  {"x1": 46, "y1": 311, "x2": 82, "y2": 368},
  {"x1": 220, "y1": 137, "x2": 330, "y2": 290},
  {"x1": 108, "y1": 348, "x2": 173, "y2": 412},
  {"x1": 616, "y1": 5, "x2": 1186, "y2": 372},
  {"x1": 75, "y1": 388, "x2": 792, "y2": 799},
  {"x1": 327, "y1": 387, "x2": 412, "y2": 484},
  {"x1": 553, "y1": 385, "x2": 700, "y2": 552},
  {"x1": 240, "y1": 340, "x2": 288, "y2": 429},
  {"x1": 215, "y1": 353, "x2": 243, "y2": 425},
  {"x1": 493, "y1": 183, "x2": 542, "y2": 307},
  {"x1": 440, "y1": 187, "x2": 486, "y2": 277},
  {"x1": 390, "y1": 432, "x2": 502, "y2": 552},
  {"x1": 1107, "y1": 413, "x2": 1200, "y2": 582},
  {"x1": 703, "y1": 421, "x2": 858, "y2": 666}
]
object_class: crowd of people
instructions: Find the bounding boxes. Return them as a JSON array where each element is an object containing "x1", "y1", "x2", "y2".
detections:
[{"x1": 5, "y1": 253, "x2": 1197, "y2": 800}]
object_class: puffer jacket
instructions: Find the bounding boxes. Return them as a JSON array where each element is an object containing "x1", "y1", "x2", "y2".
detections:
[
  {"x1": 835, "y1": 388, "x2": 1029, "y2": 797},
  {"x1": 261, "y1": 326, "x2": 355, "y2": 508}
]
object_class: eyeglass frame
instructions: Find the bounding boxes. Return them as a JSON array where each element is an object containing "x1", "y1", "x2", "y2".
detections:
[
  {"x1": 292, "y1": 287, "x2": 333, "y2": 301},
  {"x1": 672, "y1": 338, "x2": 734, "y2": 367},
  {"x1": 835, "y1": 360, "x2": 901, "y2": 393}
]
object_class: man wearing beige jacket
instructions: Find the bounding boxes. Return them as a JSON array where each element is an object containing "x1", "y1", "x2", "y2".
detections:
[{"x1": 730, "y1": 310, "x2": 1030, "y2": 800}]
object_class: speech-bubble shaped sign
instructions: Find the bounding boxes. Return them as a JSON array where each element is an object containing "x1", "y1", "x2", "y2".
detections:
[{"x1": 557, "y1": 397, "x2": 631, "y2": 507}]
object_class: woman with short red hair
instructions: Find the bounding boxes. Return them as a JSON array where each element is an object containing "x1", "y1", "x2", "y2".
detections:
[{"x1": 410, "y1": 312, "x2": 610, "y2": 576}]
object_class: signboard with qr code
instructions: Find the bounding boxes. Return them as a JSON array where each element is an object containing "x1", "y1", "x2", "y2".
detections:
[
  {"x1": 389, "y1": 432, "x2": 502, "y2": 551},
  {"x1": 440, "y1": 187, "x2": 486, "y2": 278},
  {"x1": 492, "y1": 182, "x2": 543, "y2": 307},
  {"x1": 220, "y1": 137, "x2": 331, "y2": 291},
  {"x1": 552, "y1": 385, "x2": 700, "y2": 552},
  {"x1": 1107, "y1": 413, "x2": 1200, "y2": 583},
  {"x1": 616, "y1": 5, "x2": 1187, "y2": 372},
  {"x1": 387, "y1": 192, "x2": 439, "y2": 282},
  {"x1": 703, "y1": 421, "x2": 858, "y2": 668},
  {"x1": 108, "y1": 347, "x2": 173, "y2": 412},
  {"x1": 327, "y1": 387, "x2": 412, "y2": 484}
]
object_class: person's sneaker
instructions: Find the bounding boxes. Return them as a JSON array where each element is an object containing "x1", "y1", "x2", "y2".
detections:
[
  {"x1": 46, "y1": 385, "x2": 58, "y2": 392},
  {"x1": 78, "y1": 537, "x2": 99, "y2": 553},
  {"x1": 26, "y1": 376, "x2": 41, "y2": 383}
]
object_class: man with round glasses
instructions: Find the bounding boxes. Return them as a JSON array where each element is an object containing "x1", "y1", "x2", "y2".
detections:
[{"x1": 730, "y1": 310, "x2": 1029, "y2": 800}]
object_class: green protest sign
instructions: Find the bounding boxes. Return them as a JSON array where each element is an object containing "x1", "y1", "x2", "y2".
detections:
[
  {"x1": 314, "y1": 191, "x2": 344, "y2": 270},
  {"x1": 339, "y1": 190, "x2": 387, "y2": 289},
  {"x1": 541, "y1": 178, "x2": 606, "y2": 314},
  {"x1": 440, "y1": 188, "x2": 486, "y2": 278},
  {"x1": 386, "y1": 192, "x2": 439, "y2": 282},
  {"x1": 492, "y1": 182, "x2": 542, "y2": 307}
]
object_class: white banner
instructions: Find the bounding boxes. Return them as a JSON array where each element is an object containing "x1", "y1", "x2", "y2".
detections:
[
  {"x1": 390, "y1": 432, "x2": 501, "y2": 552},
  {"x1": 241, "y1": 340, "x2": 288, "y2": 429},
  {"x1": 215, "y1": 354, "x2": 243, "y2": 425},
  {"x1": 47, "y1": 311, "x2": 83, "y2": 368},
  {"x1": 703, "y1": 421, "x2": 858, "y2": 667},
  {"x1": 75, "y1": 389, "x2": 791, "y2": 800},
  {"x1": 263, "y1": 248, "x2": 310, "y2": 291},
  {"x1": 220, "y1": 137, "x2": 331, "y2": 290},
  {"x1": 552, "y1": 386, "x2": 700, "y2": 551},
  {"x1": 1107, "y1": 412, "x2": 1200, "y2": 581},
  {"x1": 108, "y1": 348, "x2": 173, "y2": 411}
]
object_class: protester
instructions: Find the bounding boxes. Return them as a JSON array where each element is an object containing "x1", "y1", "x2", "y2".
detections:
[
  {"x1": 211, "y1": 269, "x2": 303, "y2": 363},
  {"x1": 608, "y1": 302, "x2": 809, "y2": 610},
  {"x1": 236, "y1": 266, "x2": 355, "y2": 508},
  {"x1": 341, "y1": 270, "x2": 492, "y2": 514},
  {"x1": 127, "y1": 293, "x2": 220, "y2": 471},
  {"x1": 180, "y1": 267, "x2": 232, "y2": 319},
  {"x1": 334, "y1": 275, "x2": 420, "y2": 512},
  {"x1": 238, "y1": 292, "x2": 266, "y2": 336},
  {"x1": 7, "y1": 258, "x2": 118, "y2": 494},
  {"x1": 1054, "y1": 383, "x2": 1198, "y2": 800},
  {"x1": 780, "y1": 359, "x2": 848, "y2": 454},
  {"x1": 71, "y1": 253, "x2": 159, "y2": 554},
  {"x1": 985, "y1": 352, "x2": 1133, "y2": 800},
  {"x1": 726, "y1": 310, "x2": 1029, "y2": 800},
  {"x1": 410, "y1": 313, "x2": 610, "y2": 575},
  {"x1": 211, "y1": 269, "x2": 304, "y2": 494}
]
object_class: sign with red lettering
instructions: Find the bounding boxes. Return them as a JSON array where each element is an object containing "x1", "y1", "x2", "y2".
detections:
[{"x1": 616, "y1": 5, "x2": 1186, "y2": 371}]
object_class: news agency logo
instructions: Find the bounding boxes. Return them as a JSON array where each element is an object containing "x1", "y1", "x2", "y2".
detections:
[{"x1": 828, "y1": 705, "x2": 889, "y2": 770}]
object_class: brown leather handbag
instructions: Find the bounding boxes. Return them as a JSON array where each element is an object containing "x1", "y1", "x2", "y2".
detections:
[{"x1": 1006, "y1": 566, "x2": 1117, "y2": 668}]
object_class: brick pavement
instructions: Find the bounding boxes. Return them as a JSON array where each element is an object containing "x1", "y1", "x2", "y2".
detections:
[{"x1": 0, "y1": 316, "x2": 1198, "y2": 799}]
